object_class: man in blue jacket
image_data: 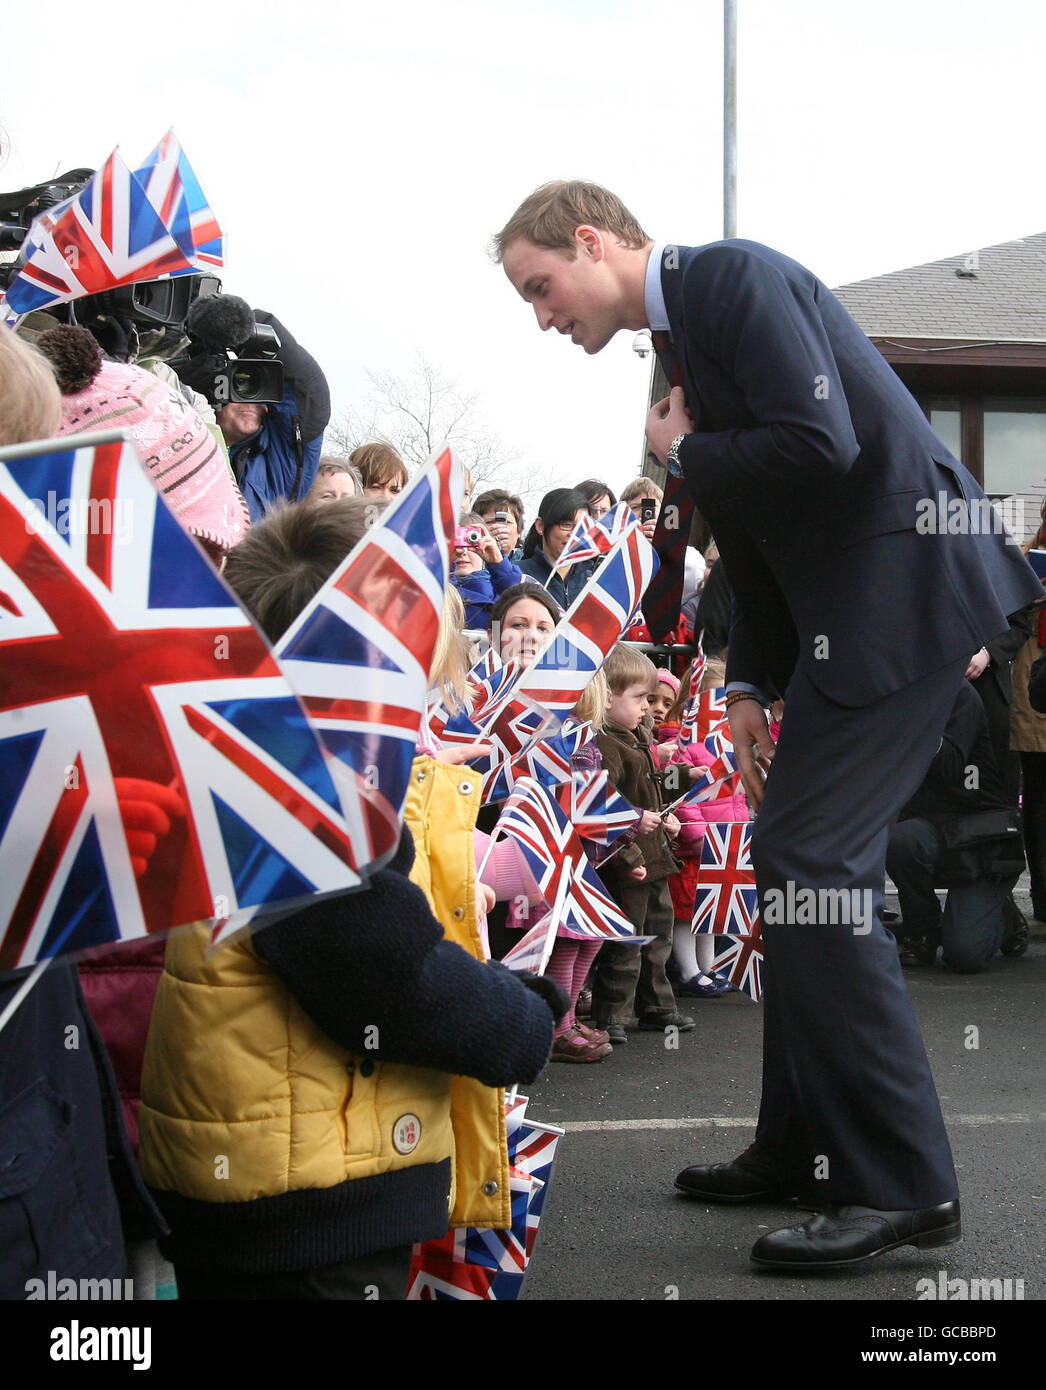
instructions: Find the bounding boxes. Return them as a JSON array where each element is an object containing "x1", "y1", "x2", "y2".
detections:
[
  {"x1": 494, "y1": 180, "x2": 1042, "y2": 1272},
  {"x1": 214, "y1": 308, "x2": 331, "y2": 523}
]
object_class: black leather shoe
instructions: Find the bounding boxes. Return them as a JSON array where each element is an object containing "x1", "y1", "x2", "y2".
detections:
[
  {"x1": 675, "y1": 1157, "x2": 798, "y2": 1203},
  {"x1": 898, "y1": 937, "x2": 938, "y2": 966},
  {"x1": 750, "y1": 1200, "x2": 961, "y2": 1271}
]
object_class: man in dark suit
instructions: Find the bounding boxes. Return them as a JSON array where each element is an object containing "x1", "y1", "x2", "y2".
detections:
[{"x1": 494, "y1": 181, "x2": 1042, "y2": 1271}]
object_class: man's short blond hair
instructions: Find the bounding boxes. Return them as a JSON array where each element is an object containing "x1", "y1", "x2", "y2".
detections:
[
  {"x1": 621, "y1": 477, "x2": 664, "y2": 505},
  {"x1": 492, "y1": 181, "x2": 649, "y2": 262}
]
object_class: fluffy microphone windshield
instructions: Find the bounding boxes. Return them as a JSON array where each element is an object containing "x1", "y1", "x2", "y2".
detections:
[{"x1": 186, "y1": 294, "x2": 254, "y2": 350}]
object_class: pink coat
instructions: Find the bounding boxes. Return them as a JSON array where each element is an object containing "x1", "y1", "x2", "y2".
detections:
[{"x1": 654, "y1": 723, "x2": 749, "y2": 859}]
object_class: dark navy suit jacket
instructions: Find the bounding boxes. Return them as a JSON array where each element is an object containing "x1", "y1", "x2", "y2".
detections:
[{"x1": 661, "y1": 241, "x2": 1042, "y2": 707}]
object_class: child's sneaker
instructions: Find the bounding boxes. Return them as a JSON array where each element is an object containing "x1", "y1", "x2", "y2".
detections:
[{"x1": 636, "y1": 1009, "x2": 695, "y2": 1032}]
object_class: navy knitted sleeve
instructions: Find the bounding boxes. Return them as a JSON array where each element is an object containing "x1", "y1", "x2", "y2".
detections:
[{"x1": 251, "y1": 851, "x2": 555, "y2": 1086}]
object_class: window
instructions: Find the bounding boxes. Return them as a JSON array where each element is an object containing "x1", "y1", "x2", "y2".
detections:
[
  {"x1": 982, "y1": 400, "x2": 1046, "y2": 495},
  {"x1": 928, "y1": 399, "x2": 962, "y2": 462}
]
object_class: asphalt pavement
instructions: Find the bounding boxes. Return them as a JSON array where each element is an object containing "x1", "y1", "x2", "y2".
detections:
[{"x1": 520, "y1": 883, "x2": 1044, "y2": 1312}]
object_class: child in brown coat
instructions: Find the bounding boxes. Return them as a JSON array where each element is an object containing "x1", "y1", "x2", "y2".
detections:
[{"x1": 591, "y1": 647, "x2": 695, "y2": 1044}]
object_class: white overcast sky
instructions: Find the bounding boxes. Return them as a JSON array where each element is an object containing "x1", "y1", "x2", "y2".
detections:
[{"x1": 3, "y1": 0, "x2": 1045, "y2": 505}]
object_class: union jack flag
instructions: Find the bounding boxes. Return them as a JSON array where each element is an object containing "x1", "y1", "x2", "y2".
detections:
[
  {"x1": 509, "y1": 1114, "x2": 564, "y2": 1183},
  {"x1": 694, "y1": 688, "x2": 729, "y2": 742},
  {"x1": 481, "y1": 714, "x2": 590, "y2": 804},
  {"x1": 426, "y1": 646, "x2": 520, "y2": 744},
  {"x1": 563, "y1": 766, "x2": 641, "y2": 845},
  {"x1": 678, "y1": 648, "x2": 707, "y2": 747},
  {"x1": 406, "y1": 1262, "x2": 496, "y2": 1300},
  {"x1": 135, "y1": 129, "x2": 223, "y2": 270},
  {"x1": 508, "y1": 1114, "x2": 563, "y2": 1267},
  {"x1": 494, "y1": 777, "x2": 636, "y2": 942},
  {"x1": 554, "y1": 501, "x2": 639, "y2": 570},
  {"x1": 275, "y1": 446, "x2": 462, "y2": 872},
  {"x1": 671, "y1": 747, "x2": 741, "y2": 808},
  {"x1": 406, "y1": 1094, "x2": 563, "y2": 1301},
  {"x1": 0, "y1": 432, "x2": 361, "y2": 971},
  {"x1": 2, "y1": 147, "x2": 202, "y2": 319},
  {"x1": 462, "y1": 1167, "x2": 532, "y2": 1275},
  {"x1": 691, "y1": 821, "x2": 760, "y2": 937},
  {"x1": 705, "y1": 719, "x2": 735, "y2": 759},
  {"x1": 500, "y1": 910, "x2": 555, "y2": 974},
  {"x1": 712, "y1": 930, "x2": 763, "y2": 1001},
  {"x1": 482, "y1": 524, "x2": 656, "y2": 752}
]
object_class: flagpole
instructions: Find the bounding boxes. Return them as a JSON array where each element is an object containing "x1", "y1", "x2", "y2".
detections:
[
  {"x1": 536, "y1": 856, "x2": 572, "y2": 978},
  {"x1": 475, "y1": 829, "x2": 499, "y2": 887},
  {"x1": 0, "y1": 958, "x2": 50, "y2": 1035}
]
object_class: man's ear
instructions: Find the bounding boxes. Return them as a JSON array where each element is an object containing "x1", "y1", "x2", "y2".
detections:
[{"x1": 574, "y1": 224, "x2": 606, "y2": 261}]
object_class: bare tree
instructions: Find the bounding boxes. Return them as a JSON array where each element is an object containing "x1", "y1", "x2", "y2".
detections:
[{"x1": 326, "y1": 353, "x2": 554, "y2": 507}]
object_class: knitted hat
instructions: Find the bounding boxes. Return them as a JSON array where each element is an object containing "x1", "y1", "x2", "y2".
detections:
[
  {"x1": 655, "y1": 667, "x2": 680, "y2": 695},
  {"x1": 35, "y1": 325, "x2": 250, "y2": 555}
]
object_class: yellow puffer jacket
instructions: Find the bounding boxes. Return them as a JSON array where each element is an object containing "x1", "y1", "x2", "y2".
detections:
[
  {"x1": 403, "y1": 755, "x2": 511, "y2": 1229},
  {"x1": 138, "y1": 922, "x2": 456, "y2": 1205},
  {"x1": 138, "y1": 754, "x2": 524, "y2": 1263}
]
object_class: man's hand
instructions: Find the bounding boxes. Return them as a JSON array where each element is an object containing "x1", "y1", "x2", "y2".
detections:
[
  {"x1": 965, "y1": 647, "x2": 990, "y2": 681},
  {"x1": 645, "y1": 386, "x2": 694, "y2": 464},
  {"x1": 728, "y1": 699, "x2": 775, "y2": 813}
]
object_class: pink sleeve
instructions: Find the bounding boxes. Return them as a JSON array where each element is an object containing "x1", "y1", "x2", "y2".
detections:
[
  {"x1": 671, "y1": 742, "x2": 717, "y2": 768},
  {"x1": 474, "y1": 830, "x2": 546, "y2": 905}
]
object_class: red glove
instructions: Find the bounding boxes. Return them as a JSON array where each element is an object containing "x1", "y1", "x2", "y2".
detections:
[{"x1": 114, "y1": 779, "x2": 187, "y2": 877}]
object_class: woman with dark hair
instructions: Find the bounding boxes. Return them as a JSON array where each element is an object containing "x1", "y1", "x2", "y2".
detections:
[
  {"x1": 574, "y1": 478, "x2": 617, "y2": 520},
  {"x1": 575, "y1": 478, "x2": 617, "y2": 520},
  {"x1": 518, "y1": 487, "x2": 595, "y2": 607},
  {"x1": 488, "y1": 581, "x2": 562, "y2": 663}
]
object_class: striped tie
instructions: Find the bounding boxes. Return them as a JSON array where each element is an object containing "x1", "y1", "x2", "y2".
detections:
[{"x1": 643, "y1": 330, "x2": 696, "y2": 643}]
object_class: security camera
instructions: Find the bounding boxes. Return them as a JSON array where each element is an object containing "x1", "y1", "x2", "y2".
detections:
[{"x1": 632, "y1": 330, "x2": 653, "y2": 359}]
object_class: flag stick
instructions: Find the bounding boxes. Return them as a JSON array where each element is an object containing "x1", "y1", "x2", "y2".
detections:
[
  {"x1": 475, "y1": 822, "x2": 502, "y2": 890},
  {"x1": 536, "y1": 855, "x2": 572, "y2": 978},
  {"x1": 0, "y1": 958, "x2": 50, "y2": 1035}
]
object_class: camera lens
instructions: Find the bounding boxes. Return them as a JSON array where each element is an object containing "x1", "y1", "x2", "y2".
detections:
[{"x1": 232, "y1": 366, "x2": 262, "y2": 400}]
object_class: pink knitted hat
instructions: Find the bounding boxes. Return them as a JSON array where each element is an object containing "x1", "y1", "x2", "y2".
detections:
[
  {"x1": 36, "y1": 326, "x2": 249, "y2": 555},
  {"x1": 655, "y1": 667, "x2": 680, "y2": 695}
]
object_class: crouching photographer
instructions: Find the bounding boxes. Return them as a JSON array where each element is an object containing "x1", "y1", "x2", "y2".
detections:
[
  {"x1": 170, "y1": 294, "x2": 331, "y2": 522},
  {"x1": 887, "y1": 680, "x2": 1028, "y2": 972}
]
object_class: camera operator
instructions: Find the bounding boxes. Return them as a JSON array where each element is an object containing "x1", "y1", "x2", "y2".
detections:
[
  {"x1": 173, "y1": 295, "x2": 331, "y2": 523},
  {"x1": 449, "y1": 511, "x2": 522, "y2": 629},
  {"x1": 887, "y1": 679, "x2": 1028, "y2": 972}
]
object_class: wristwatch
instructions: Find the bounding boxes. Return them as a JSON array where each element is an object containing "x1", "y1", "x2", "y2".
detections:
[{"x1": 665, "y1": 432, "x2": 688, "y2": 478}]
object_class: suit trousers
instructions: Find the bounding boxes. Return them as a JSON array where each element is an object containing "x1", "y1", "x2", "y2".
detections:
[
  {"x1": 592, "y1": 875, "x2": 676, "y2": 1022},
  {"x1": 746, "y1": 657, "x2": 967, "y2": 1210},
  {"x1": 886, "y1": 818, "x2": 1013, "y2": 973}
]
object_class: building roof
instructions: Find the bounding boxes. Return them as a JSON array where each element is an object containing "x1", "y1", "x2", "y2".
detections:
[{"x1": 833, "y1": 231, "x2": 1046, "y2": 342}]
